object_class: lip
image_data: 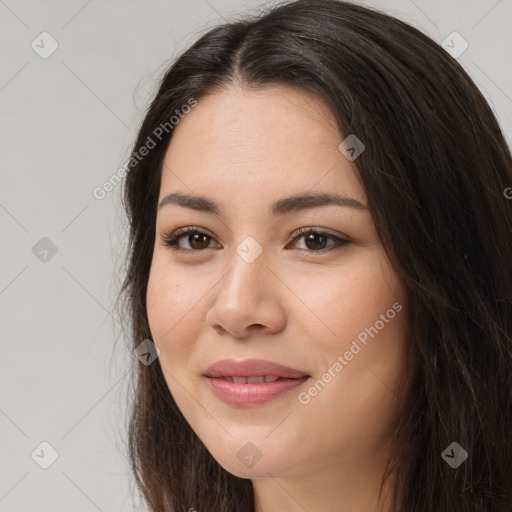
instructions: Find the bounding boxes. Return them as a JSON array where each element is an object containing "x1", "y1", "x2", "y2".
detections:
[
  {"x1": 204, "y1": 358, "x2": 311, "y2": 407},
  {"x1": 204, "y1": 358, "x2": 309, "y2": 379}
]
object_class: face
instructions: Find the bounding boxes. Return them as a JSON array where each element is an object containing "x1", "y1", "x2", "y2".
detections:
[{"x1": 146, "y1": 84, "x2": 409, "y2": 480}]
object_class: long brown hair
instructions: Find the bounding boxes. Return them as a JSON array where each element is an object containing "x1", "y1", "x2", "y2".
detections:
[{"x1": 119, "y1": 1, "x2": 512, "y2": 510}]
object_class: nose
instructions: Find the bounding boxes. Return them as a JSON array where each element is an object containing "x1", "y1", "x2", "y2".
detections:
[{"x1": 205, "y1": 246, "x2": 287, "y2": 339}]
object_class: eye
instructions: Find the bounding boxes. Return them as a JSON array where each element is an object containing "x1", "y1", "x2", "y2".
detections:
[
  {"x1": 286, "y1": 227, "x2": 350, "y2": 253},
  {"x1": 160, "y1": 226, "x2": 350, "y2": 254},
  {"x1": 161, "y1": 227, "x2": 218, "y2": 253}
]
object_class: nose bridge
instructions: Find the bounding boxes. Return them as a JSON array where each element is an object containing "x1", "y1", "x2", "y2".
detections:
[
  {"x1": 206, "y1": 235, "x2": 286, "y2": 337},
  {"x1": 221, "y1": 236, "x2": 269, "y2": 305}
]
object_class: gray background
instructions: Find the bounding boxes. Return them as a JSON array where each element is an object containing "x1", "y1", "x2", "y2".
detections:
[{"x1": 1, "y1": 0, "x2": 511, "y2": 510}]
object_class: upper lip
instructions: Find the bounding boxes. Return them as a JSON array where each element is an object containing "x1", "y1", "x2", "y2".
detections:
[{"x1": 204, "y1": 358, "x2": 310, "y2": 379}]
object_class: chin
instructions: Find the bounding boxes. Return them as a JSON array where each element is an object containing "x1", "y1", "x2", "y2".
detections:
[
  {"x1": 208, "y1": 446, "x2": 289, "y2": 480},
  {"x1": 219, "y1": 460, "x2": 277, "y2": 480}
]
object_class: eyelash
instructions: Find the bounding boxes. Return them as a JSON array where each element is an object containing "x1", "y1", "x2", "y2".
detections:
[{"x1": 160, "y1": 226, "x2": 350, "y2": 255}]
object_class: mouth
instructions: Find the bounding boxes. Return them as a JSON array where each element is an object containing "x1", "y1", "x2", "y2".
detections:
[
  {"x1": 213, "y1": 375, "x2": 300, "y2": 383},
  {"x1": 204, "y1": 358, "x2": 310, "y2": 380},
  {"x1": 203, "y1": 359, "x2": 311, "y2": 407}
]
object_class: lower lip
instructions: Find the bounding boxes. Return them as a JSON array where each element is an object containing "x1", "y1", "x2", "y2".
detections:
[{"x1": 206, "y1": 376, "x2": 310, "y2": 407}]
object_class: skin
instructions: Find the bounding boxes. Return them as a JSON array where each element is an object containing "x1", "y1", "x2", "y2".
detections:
[{"x1": 146, "y1": 83, "x2": 410, "y2": 512}]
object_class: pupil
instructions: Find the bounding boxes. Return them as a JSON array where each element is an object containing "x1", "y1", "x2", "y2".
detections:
[
  {"x1": 190, "y1": 234, "x2": 209, "y2": 249},
  {"x1": 305, "y1": 233, "x2": 326, "y2": 250}
]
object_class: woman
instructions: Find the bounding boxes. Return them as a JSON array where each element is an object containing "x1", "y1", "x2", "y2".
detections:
[{"x1": 120, "y1": 1, "x2": 512, "y2": 510}]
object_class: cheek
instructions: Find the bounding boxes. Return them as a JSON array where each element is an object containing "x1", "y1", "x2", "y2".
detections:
[
  {"x1": 293, "y1": 263, "x2": 407, "y2": 458},
  {"x1": 290, "y1": 250, "x2": 403, "y2": 351},
  {"x1": 146, "y1": 266, "x2": 198, "y2": 397},
  {"x1": 147, "y1": 273, "x2": 174, "y2": 339},
  {"x1": 146, "y1": 260, "x2": 191, "y2": 349}
]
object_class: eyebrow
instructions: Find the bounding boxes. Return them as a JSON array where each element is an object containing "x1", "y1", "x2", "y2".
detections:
[{"x1": 158, "y1": 192, "x2": 370, "y2": 216}]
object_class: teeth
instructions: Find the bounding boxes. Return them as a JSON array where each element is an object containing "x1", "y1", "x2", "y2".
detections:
[
  {"x1": 247, "y1": 376, "x2": 265, "y2": 383},
  {"x1": 224, "y1": 376, "x2": 281, "y2": 383},
  {"x1": 233, "y1": 376, "x2": 251, "y2": 384}
]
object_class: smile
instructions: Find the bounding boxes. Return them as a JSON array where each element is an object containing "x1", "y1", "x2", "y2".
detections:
[{"x1": 206, "y1": 375, "x2": 310, "y2": 406}]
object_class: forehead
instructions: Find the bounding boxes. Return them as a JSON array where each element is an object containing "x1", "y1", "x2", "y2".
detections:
[{"x1": 159, "y1": 84, "x2": 366, "y2": 207}]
